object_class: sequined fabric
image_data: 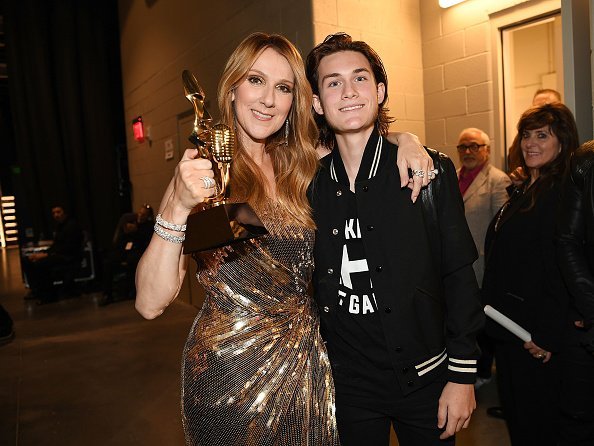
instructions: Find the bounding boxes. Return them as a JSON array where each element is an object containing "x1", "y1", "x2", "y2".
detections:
[{"x1": 182, "y1": 201, "x2": 339, "y2": 445}]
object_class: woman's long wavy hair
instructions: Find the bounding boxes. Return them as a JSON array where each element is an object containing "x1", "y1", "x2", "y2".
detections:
[
  {"x1": 508, "y1": 103, "x2": 579, "y2": 207},
  {"x1": 217, "y1": 33, "x2": 319, "y2": 228}
]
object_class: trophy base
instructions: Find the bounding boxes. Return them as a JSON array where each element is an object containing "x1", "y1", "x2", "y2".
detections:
[{"x1": 183, "y1": 202, "x2": 268, "y2": 253}]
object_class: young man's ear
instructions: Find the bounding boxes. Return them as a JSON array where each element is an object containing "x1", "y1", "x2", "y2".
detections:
[
  {"x1": 313, "y1": 95, "x2": 324, "y2": 115},
  {"x1": 377, "y1": 82, "x2": 386, "y2": 104}
]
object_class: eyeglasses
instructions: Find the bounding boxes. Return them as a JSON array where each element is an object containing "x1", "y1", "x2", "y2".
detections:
[{"x1": 456, "y1": 143, "x2": 486, "y2": 153}]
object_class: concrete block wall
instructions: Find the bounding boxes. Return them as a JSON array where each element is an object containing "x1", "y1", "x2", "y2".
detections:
[
  {"x1": 419, "y1": 0, "x2": 561, "y2": 168},
  {"x1": 312, "y1": 0, "x2": 426, "y2": 140},
  {"x1": 420, "y1": 0, "x2": 494, "y2": 165}
]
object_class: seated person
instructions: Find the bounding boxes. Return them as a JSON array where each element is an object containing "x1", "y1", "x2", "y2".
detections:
[
  {"x1": 100, "y1": 204, "x2": 153, "y2": 306},
  {"x1": 22, "y1": 205, "x2": 84, "y2": 304}
]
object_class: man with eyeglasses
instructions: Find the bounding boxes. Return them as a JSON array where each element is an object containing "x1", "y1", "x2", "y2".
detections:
[
  {"x1": 456, "y1": 128, "x2": 510, "y2": 394},
  {"x1": 457, "y1": 128, "x2": 511, "y2": 285}
]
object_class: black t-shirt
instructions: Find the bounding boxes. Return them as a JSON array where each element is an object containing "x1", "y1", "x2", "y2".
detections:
[{"x1": 322, "y1": 133, "x2": 398, "y2": 404}]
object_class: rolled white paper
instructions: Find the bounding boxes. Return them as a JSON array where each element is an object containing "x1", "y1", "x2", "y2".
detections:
[{"x1": 484, "y1": 305, "x2": 532, "y2": 342}]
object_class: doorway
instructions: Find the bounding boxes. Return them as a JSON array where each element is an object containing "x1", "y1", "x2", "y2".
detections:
[{"x1": 501, "y1": 11, "x2": 563, "y2": 160}]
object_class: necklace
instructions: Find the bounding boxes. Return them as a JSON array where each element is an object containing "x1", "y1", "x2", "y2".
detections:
[{"x1": 493, "y1": 182, "x2": 529, "y2": 232}]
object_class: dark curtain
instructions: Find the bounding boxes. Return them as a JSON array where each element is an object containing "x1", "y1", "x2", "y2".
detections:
[{"x1": 4, "y1": 0, "x2": 129, "y2": 251}]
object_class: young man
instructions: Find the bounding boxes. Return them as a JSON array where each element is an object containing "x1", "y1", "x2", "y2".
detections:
[{"x1": 306, "y1": 33, "x2": 483, "y2": 445}]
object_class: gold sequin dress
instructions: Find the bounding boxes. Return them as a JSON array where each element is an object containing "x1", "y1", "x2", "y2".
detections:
[{"x1": 181, "y1": 201, "x2": 339, "y2": 446}]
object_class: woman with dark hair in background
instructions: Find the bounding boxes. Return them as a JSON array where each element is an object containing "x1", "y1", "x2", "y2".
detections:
[{"x1": 482, "y1": 103, "x2": 579, "y2": 445}]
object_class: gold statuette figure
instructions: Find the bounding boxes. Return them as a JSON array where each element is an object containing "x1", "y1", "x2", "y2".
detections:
[{"x1": 181, "y1": 70, "x2": 267, "y2": 253}]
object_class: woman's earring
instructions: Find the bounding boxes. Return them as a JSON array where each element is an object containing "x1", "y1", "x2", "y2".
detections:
[{"x1": 281, "y1": 119, "x2": 289, "y2": 146}]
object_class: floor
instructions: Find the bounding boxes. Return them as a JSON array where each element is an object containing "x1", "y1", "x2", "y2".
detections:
[{"x1": 0, "y1": 246, "x2": 511, "y2": 445}]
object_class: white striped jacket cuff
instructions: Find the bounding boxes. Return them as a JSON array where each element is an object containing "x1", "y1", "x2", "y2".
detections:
[{"x1": 448, "y1": 357, "x2": 477, "y2": 374}]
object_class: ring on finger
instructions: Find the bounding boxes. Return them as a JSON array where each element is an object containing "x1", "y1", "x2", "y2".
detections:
[
  {"x1": 199, "y1": 176, "x2": 216, "y2": 189},
  {"x1": 429, "y1": 168, "x2": 438, "y2": 178},
  {"x1": 412, "y1": 169, "x2": 425, "y2": 178},
  {"x1": 536, "y1": 352, "x2": 546, "y2": 359}
]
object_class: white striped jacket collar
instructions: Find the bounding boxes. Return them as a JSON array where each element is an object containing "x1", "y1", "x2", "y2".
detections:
[{"x1": 329, "y1": 129, "x2": 385, "y2": 185}]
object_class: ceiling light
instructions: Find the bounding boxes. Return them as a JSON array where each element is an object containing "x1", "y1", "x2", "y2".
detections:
[{"x1": 439, "y1": 0, "x2": 467, "y2": 8}]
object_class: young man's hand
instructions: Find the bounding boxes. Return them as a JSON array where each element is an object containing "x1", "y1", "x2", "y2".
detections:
[{"x1": 437, "y1": 382, "x2": 476, "y2": 439}]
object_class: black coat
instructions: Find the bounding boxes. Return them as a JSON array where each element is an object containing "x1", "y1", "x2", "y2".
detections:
[
  {"x1": 483, "y1": 180, "x2": 570, "y2": 352},
  {"x1": 558, "y1": 145, "x2": 594, "y2": 353},
  {"x1": 309, "y1": 135, "x2": 483, "y2": 395}
]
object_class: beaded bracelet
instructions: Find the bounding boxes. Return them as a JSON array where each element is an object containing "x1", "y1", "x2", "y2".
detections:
[
  {"x1": 153, "y1": 223, "x2": 185, "y2": 244},
  {"x1": 156, "y1": 213, "x2": 187, "y2": 232}
]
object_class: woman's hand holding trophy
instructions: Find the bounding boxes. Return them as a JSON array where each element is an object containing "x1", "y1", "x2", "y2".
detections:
[
  {"x1": 172, "y1": 149, "x2": 217, "y2": 211},
  {"x1": 179, "y1": 70, "x2": 267, "y2": 253}
]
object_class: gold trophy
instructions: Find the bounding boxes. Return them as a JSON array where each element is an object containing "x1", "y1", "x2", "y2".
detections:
[{"x1": 181, "y1": 70, "x2": 268, "y2": 253}]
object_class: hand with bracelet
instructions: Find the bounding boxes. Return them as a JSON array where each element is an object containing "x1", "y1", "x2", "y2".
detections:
[
  {"x1": 135, "y1": 147, "x2": 216, "y2": 319},
  {"x1": 153, "y1": 148, "x2": 217, "y2": 244}
]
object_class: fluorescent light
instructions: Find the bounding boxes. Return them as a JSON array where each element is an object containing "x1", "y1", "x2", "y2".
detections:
[{"x1": 439, "y1": 0, "x2": 467, "y2": 8}]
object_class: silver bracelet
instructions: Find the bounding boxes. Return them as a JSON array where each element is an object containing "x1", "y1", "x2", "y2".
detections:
[
  {"x1": 153, "y1": 223, "x2": 185, "y2": 244},
  {"x1": 156, "y1": 213, "x2": 187, "y2": 232}
]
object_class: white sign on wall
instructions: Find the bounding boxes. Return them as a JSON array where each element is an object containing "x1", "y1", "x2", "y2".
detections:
[{"x1": 165, "y1": 138, "x2": 174, "y2": 160}]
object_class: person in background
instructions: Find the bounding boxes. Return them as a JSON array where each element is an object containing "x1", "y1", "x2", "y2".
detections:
[
  {"x1": 306, "y1": 32, "x2": 483, "y2": 446},
  {"x1": 99, "y1": 204, "x2": 154, "y2": 306},
  {"x1": 456, "y1": 127, "x2": 511, "y2": 394},
  {"x1": 509, "y1": 88, "x2": 563, "y2": 187},
  {"x1": 532, "y1": 88, "x2": 562, "y2": 107},
  {"x1": 22, "y1": 205, "x2": 83, "y2": 304},
  {"x1": 457, "y1": 128, "x2": 511, "y2": 287},
  {"x1": 482, "y1": 103, "x2": 579, "y2": 445},
  {"x1": 556, "y1": 139, "x2": 594, "y2": 445}
]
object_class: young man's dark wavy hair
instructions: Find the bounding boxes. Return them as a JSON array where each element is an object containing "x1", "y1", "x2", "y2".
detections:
[{"x1": 305, "y1": 33, "x2": 394, "y2": 150}]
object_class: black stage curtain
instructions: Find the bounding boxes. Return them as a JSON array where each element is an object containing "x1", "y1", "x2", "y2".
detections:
[{"x1": 4, "y1": 0, "x2": 129, "y2": 251}]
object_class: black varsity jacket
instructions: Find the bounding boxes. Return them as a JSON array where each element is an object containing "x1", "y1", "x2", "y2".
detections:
[{"x1": 309, "y1": 131, "x2": 484, "y2": 395}]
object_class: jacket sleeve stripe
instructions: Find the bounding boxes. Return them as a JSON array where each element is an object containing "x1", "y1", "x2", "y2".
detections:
[
  {"x1": 415, "y1": 348, "x2": 446, "y2": 369},
  {"x1": 448, "y1": 365, "x2": 478, "y2": 373},
  {"x1": 415, "y1": 349, "x2": 447, "y2": 376},
  {"x1": 449, "y1": 358, "x2": 477, "y2": 365}
]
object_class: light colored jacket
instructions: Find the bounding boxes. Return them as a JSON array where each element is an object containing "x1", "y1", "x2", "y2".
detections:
[{"x1": 458, "y1": 163, "x2": 512, "y2": 285}]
